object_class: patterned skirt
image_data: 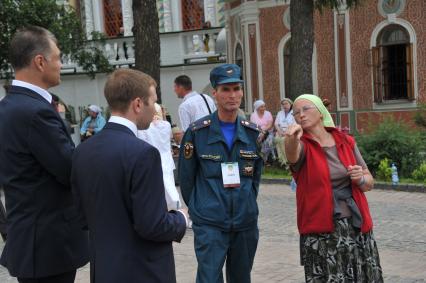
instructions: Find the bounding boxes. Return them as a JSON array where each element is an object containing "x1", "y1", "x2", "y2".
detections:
[{"x1": 300, "y1": 218, "x2": 383, "y2": 283}]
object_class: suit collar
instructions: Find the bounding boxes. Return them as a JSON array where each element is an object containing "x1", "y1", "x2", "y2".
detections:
[
  {"x1": 108, "y1": 116, "x2": 138, "y2": 136},
  {"x1": 12, "y1": 80, "x2": 52, "y2": 103},
  {"x1": 104, "y1": 122, "x2": 137, "y2": 137},
  {"x1": 7, "y1": 85, "x2": 51, "y2": 106}
]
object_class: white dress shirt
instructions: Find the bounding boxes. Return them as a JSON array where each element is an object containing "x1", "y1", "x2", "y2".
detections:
[
  {"x1": 178, "y1": 91, "x2": 216, "y2": 131},
  {"x1": 12, "y1": 80, "x2": 52, "y2": 103}
]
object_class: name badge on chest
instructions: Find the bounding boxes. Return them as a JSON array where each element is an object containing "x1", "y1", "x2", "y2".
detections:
[{"x1": 221, "y1": 162, "x2": 240, "y2": 188}]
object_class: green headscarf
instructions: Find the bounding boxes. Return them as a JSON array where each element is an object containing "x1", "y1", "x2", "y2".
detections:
[{"x1": 294, "y1": 94, "x2": 335, "y2": 127}]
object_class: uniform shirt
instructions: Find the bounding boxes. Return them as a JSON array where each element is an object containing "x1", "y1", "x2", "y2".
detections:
[
  {"x1": 178, "y1": 111, "x2": 263, "y2": 231},
  {"x1": 219, "y1": 120, "x2": 236, "y2": 150},
  {"x1": 178, "y1": 91, "x2": 216, "y2": 131}
]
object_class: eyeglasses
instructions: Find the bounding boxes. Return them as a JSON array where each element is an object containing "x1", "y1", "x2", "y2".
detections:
[{"x1": 293, "y1": 105, "x2": 317, "y2": 117}]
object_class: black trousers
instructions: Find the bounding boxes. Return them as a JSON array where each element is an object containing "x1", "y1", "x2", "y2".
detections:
[{"x1": 18, "y1": 270, "x2": 76, "y2": 283}]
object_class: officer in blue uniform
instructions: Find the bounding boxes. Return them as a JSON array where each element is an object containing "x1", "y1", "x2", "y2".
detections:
[{"x1": 179, "y1": 64, "x2": 263, "y2": 283}]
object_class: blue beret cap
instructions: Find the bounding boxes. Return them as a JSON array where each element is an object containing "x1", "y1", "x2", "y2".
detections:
[{"x1": 210, "y1": 64, "x2": 244, "y2": 88}]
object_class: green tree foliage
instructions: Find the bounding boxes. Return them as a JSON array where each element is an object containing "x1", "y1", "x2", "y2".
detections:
[
  {"x1": 0, "y1": 0, "x2": 112, "y2": 79},
  {"x1": 414, "y1": 103, "x2": 426, "y2": 129},
  {"x1": 356, "y1": 117, "x2": 425, "y2": 178},
  {"x1": 412, "y1": 162, "x2": 426, "y2": 184},
  {"x1": 376, "y1": 158, "x2": 392, "y2": 182}
]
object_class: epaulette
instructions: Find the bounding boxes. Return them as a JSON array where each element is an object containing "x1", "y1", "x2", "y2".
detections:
[
  {"x1": 241, "y1": 120, "x2": 261, "y2": 132},
  {"x1": 190, "y1": 119, "x2": 212, "y2": 131}
]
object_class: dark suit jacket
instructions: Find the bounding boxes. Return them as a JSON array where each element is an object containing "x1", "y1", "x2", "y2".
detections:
[
  {"x1": 0, "y1": 86, "x2": 89, "y2": 278},
  {"x1": 71, "y1": 122, "x2": 186, "y2": 283},
  {"x1": 0, "y1": 188, "x2": 6, "y2": 241}
]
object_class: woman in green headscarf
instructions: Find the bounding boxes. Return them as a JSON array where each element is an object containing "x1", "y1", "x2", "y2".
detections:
[{"x1": 284, "y1": 94, "x2": 383, "y2": 282}]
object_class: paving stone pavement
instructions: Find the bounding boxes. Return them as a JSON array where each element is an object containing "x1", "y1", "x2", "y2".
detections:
[{"x1": 1, "y1": 184, "x2": 425, "y2": 282}]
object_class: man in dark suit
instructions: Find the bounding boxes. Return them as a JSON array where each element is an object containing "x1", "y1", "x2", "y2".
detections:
[
  {"x1": 71, "y1": 69, "x2": 188, "y2": 283},
  {"x1": 0, "y1": 26, "x2": 89, "y2": 283}
]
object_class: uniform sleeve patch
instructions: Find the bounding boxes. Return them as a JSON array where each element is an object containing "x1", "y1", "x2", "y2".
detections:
[{"x1": 184, "y1": 142, "x2": 194, "y2": 159}]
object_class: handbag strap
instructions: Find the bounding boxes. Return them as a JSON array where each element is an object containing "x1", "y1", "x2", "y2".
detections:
[{"x1": 199, "y1": 93, "x2": 212, "y2": 114}]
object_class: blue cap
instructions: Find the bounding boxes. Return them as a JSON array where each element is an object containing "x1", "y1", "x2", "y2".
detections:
[{"x1": 210, "y1": 64, "x2": 244, "y2": 88}]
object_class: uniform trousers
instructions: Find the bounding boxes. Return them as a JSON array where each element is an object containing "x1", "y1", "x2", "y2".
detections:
[
  {"x1": 18, "y1": 270, "x2": 76, "y2": 283},
  {"x1": 192, "y1": 224, "x2": 259, "y2": 283}
]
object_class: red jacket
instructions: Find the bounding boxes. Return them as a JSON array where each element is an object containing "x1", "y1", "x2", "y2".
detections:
[{"x1": 292, "y1": 127, "x2": 373, "y2": 235}]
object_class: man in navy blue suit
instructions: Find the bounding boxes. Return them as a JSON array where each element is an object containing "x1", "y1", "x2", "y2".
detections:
[
  {"x1": 0, "y1": 26, "x2": 89, "y2": 282},
  {"x1": 71, "y1": 68, "x2": 188, "y2": 283}
]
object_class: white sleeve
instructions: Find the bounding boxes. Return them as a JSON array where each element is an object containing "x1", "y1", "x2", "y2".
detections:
[
  {"x1": 275, "y1": 112, "x2": 281, "y2": 128},
  {"x1": 178, "y1": 105, "x2": 191, "y2": 132}
]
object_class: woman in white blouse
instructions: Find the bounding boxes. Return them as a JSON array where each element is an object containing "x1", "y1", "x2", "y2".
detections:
[
  {"x1": 274, "y1": 98, "x2": 296, "y2": 165},
  {"x1": 138, "y1": 103, "x2": 181, "y2": 210}
]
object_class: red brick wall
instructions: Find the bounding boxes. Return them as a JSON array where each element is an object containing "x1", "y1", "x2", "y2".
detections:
[
  {"x1": 349, "y1": 0, "x2": 426, "y2": 109},
  {"x1": 355, "y1": 110, "x2": 418, "y2": 133},
  {"x1": 404, "y1": 0, "x2": 426, "y2": 104},
  {"x1": 258, "y1": 5, "x2": 288, "y2": 114}
]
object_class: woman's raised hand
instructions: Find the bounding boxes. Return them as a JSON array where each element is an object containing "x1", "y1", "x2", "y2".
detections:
[{"x1": 285, "y1": 124, "x2": 303, "y2": 141}]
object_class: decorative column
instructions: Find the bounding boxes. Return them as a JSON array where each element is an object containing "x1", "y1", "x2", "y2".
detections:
[
  {"x1": 248, "y1": 24, "x2": 259, "y2": 102},
  {"x1": 216, "y1": 0, "x2": 226, "y2": 27},
  {"x1": 122, "y1": 0, "x2": 134, "y2": 36},
  {"x1": 334, "y1": 7, "x2": 354, "y2": 129},
  {"x1": 83, "y1": 0, "x2": 95, "y2": 38},
  {"x1": 170, "y1": 0, "x2": 181, "y2": 31},
  {"x1": 157, "y1": 0, "x2": 173, "y2": 32},
  {"x1": 204, "y1": 0, "x2": 217, "y2": 26},
  {"x1": 336, "y1": 13, "x2": 348, "y2": 108},
  {"x1": 240, "y1": 2, "x2": 262, "y2": 112}
]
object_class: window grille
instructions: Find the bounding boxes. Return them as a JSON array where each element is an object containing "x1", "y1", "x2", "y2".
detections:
[
  {"x1": 103, "y1": 0, "x2": 123, "y2": 37},
  {"x1": 181, "y1": 0, "x2": 204, "y2": 30},
  {"x1": 372, "y1": 25, "x2": 414, "y2": 102}
]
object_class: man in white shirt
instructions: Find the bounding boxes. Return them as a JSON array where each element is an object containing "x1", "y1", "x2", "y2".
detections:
[{"x1": 174, "y1": 75, "x2": 216, "y2": 131}]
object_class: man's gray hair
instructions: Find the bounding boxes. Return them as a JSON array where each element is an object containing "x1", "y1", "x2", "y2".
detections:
[{"x1": 9, "y1": 26, "x2": 58, "y2": 71}]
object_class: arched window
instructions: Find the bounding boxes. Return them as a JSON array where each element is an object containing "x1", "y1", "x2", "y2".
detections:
[
  {"x1": 103, "y1": 0, "x2": 123, "y2": 37},
  {"x1": 181, "y1": 0, "x2": 205, "y2": 30},
  {"x1": 235, "y1": 43, "x2": 246, "y2": 110},
  {"x1": 372, "y1": 24, "x2": 414, "y2": 102}
]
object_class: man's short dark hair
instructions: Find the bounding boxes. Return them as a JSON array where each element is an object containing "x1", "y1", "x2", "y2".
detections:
[
  {"x1": 9, "y1": 26, "x2": 57, "y2": 71},
  {"x1": 174, "y1": 75, "x2": 192, "y2": 90},
  {"x1": 105, "y1": 69, "x2": 157, "y2": 113}
]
